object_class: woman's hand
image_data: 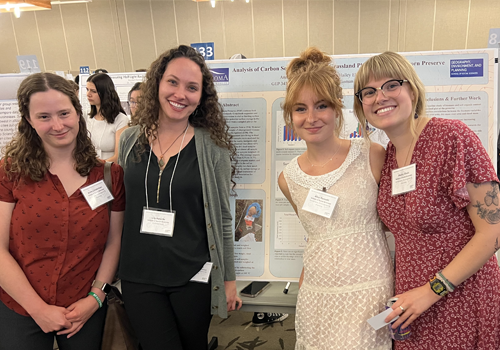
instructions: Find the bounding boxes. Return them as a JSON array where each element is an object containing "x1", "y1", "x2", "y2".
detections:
[
  {"x1": 224, "y1": 280, "x2": 242, "y2": 312},
  {"x1": 384, "y1": 283, "x2": 441, "y2": 329},
  {"x1": 29, "y1": 304, "x2": 72, "y2": 333},
  {"x1": 57, "y1": 296, "x2": 99, "y2": 338}
]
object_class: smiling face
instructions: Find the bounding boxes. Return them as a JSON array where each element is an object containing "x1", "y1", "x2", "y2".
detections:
[
  {"x1": 158, "y1": 57, "x2": 202, "y2": 124},
  {"x1": 27, "y1": 89, "x2": 80, "y2": 152},
  {"x1": 291, "y1": 85, "x2": 337, "y2": 145},
  {"x1": 86, "y1": 82, "x2": 101, "y2": 107},
  {"x1": 361, "y1": 76, "x2": 414, "y2": 134}
]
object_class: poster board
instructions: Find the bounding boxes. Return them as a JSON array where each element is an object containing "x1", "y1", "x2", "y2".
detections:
[
  {"x1": 0, "y1": 49, "x2": 497, "y2": 279},
  {"x1": 207, "y1": 49, "x2": 498, "y2": 281}
]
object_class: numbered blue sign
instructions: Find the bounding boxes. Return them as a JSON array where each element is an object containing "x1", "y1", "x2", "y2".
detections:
[
  {"x1": 16, "y1": 55, "x2": 41, "y2": 73},
  {"x1": 80, "y1": 66, "x2": 90, "y2": 74},
  {"x1": 191, "y1": 42, "x2": 215, "y2": 60}
]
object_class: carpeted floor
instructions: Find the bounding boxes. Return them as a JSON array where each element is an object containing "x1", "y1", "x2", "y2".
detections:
[{"x1": 208, "y1": 311, "x2": 296, "y2": 350}]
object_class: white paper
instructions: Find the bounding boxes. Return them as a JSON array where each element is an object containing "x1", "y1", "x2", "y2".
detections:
[
  {"x1": 190, "y1": 262, "x2": 213, "y2": 283},
  {"x1": 140, "y1": 208, "x2": 175, "y2": 237},
  {"x1": 367, "y1": 308, "x2": 399, "y2": 330},
  {"x1": 80, "y1": 180, "x2": 113, "y2": 210},
  {"x1": 302, "y1": 188, "x2": 338, "y2": 218},
  {"x1": 392, "y1": 163, "x2": 416, "y2": 196}
]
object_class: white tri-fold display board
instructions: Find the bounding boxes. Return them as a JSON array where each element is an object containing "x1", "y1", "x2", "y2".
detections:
[{"x1": 0, "y1": 49, "x2": 498, "y2": 281}]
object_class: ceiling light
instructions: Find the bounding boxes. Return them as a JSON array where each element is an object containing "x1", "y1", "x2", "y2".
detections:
[
  {"x1": 210, "y1": 0, "x2": 215, "y2": 7},
  {"x1": 13, "y1": 5, "x2": 20, "y2": 17},
  {"x1": 0, "y1": 0, "x2": 50, "y2": 13}
]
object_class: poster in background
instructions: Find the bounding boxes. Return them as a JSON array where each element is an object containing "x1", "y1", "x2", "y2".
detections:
[{"x1": 0, "y1": 49, "x2": 497, "y2": 278}]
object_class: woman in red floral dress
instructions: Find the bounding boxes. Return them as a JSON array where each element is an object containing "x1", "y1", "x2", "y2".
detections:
[{"x1": 353, "y1": 51, "x2": 500, "y2": 349}]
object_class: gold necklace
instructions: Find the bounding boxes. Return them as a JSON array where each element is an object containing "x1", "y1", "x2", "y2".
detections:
[
  {"x1": 306, "y1": 141, "x2": 341, "y2": 168},
  {"x1": 157, "y1": 125, "x2": 188, "y2": 168}
]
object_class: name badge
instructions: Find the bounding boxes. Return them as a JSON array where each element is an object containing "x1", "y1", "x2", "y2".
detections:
[
  {"x1": 190, "y1": 262, "x2": 213, "y2": 283},
  {"x1": 96, "y1": 149, "x2": 102, "y2": 158},
  {"x1": 140, "y1": 207, "x2": 176, "y2": 237},
  {"x1": 392, "y1": 163, "x2": 416, "y2": 196},
  {"x1": 302, "y1": 188, "x2": 338, "y2": 218},
  {"x1": 80, "y1": 180, "x2": 114, "y2": 210}
]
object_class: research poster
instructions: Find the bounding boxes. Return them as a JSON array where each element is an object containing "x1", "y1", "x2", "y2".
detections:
[
  {"x1": 209, "y1": 49, "x2": 498, "y2": 281},
  {"x1": 0, "y1": 50, "x2": 497, "y2": 279},
  {"x1": 79, "y1": 72, "x2": 146, "y2": 117}
]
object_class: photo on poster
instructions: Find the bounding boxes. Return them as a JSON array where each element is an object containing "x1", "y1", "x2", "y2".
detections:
[{"x1": 234, "y1": 200, "x2": 263, "y2": 242}]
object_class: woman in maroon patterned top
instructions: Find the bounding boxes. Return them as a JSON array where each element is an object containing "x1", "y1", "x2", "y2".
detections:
[
  {"x1": 0, "y1": 73, "x2": 125, "y2": 350},
  {"x1": 353, "y1": 52, "x2": 500, "y2": 349}
]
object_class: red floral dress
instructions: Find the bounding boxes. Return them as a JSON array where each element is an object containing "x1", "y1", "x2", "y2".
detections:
[{"x1": 377, "y1": 118, "x2": 500, "y2": 349}]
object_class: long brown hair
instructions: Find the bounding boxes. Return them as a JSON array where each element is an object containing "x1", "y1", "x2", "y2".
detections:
[
  {"x1": 87, "y1": 73, "x2": 126, "y2": 123},
  {"x1": 133, "y1": 45, "x2": 236, "y2": 179},
  {"x1": 2, "y1": 73, "x2": 100, "y2": 182}
]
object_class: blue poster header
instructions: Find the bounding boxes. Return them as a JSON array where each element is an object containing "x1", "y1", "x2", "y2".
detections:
[{"x1": 450, "y1": 59, "x2": 483, "y2": 77}]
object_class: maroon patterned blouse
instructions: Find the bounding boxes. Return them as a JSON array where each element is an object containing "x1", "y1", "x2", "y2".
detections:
[
  {"x1": 378, "y1": 118, "x2": 500, "y2": 349},
  {"x1": 0, "y1": 162, "x2": 125, "y2": 316}
]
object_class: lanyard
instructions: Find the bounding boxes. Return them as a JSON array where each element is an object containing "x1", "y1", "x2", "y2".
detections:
[{"x1": 144, "y1": 124, "x2": 189, "y2": 210}]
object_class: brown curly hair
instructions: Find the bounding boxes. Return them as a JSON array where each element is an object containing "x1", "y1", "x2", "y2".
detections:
[
  {"x1": 282, "y1": 47, "x2": 344, "y2": 136},
  {"x1": 2, "y1": 73, "x2": 100, "y2": 182},
  {"x1": 133, "y1": 45, "x2": 236, "y2": 179}
]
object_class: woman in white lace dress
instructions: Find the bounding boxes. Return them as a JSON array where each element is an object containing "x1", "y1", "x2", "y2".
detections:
[{"x1": 278, "y1": 48, "x2": 394, "y2": 349}]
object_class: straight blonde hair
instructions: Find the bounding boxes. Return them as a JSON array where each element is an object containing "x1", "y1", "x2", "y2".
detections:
[{"x1": 353, "y1": 51, "x2": 426, "y2": 137}]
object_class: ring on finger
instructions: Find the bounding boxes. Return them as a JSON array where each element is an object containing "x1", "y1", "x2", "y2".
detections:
[{"x1": 399, "y1": 305, "x2": 406, "y2": 313}]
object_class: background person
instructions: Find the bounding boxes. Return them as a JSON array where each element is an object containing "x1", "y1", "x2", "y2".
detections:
[
  {"x1": 0, "y1": 72, "x2": 125, "y2": 350},
  {"x1": 279, "y1": 47, "x2": 393, "y2": 349},
  {"x1": 128, "y1": 82, "x2": 142, "y2": 126},
  {"x1": 117, "y1": 45, "x2": 241, "y2": 350},
  {"x1": 354, "y1": 51, "x2": 500, "y2": 349},
  {"x1": 86, "y1": 73, "x2": 128, "y2": 162}
]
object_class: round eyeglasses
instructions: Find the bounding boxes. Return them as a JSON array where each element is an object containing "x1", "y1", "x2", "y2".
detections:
[
  {"x1": 355, "y1": 79, "x2": 408, "y2": 105},
  {"x1": 128, "y1": 100, "x2": 138, "y2": 107}
]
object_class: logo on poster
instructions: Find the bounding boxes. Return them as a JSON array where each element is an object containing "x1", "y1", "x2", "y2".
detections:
[{"x1": 210, "y1": 68, "x2": 229, "y2": 85}]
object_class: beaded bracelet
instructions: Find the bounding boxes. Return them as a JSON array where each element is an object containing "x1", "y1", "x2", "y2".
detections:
[
  {"x1": 436, "y1": 271, "x2": 456, "y2": 292},
  {"x1": 88, "y1": 291, "x2": 103, "y2": 308}
]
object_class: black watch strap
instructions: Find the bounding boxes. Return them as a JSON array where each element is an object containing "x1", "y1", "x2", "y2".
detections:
[{"x1": 430, "y1": 276, "x2": 449, "y2": 297}]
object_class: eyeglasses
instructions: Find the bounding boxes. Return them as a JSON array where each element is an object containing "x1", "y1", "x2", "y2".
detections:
[
  {"x1": 128, "y1": 100, "x2": 138, "y2": 107},
  {"x1": 355, "y1": 79, "x2": 408, "y2": 105}
]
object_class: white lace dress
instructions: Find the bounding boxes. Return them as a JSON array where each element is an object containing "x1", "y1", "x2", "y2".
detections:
[{"x1": 284, "y1": 138, "x2": 394, "y2": 350}]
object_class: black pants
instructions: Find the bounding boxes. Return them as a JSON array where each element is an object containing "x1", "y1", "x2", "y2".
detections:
[
  {"x1": 0, "y1": 299, "x2": 107, "y2": 350},
  {"x1": 121, "y1": 280, "x2": 212, "y2": 350}
]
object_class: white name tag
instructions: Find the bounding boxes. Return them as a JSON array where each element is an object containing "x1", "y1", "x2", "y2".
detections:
[
  {"x1": 302, "y1": 188, "x2": 338, "y2": 218},
  {"x1": 140, "y1": 207, "x2": 176, "y2": 237},
  {"x1": 80, "y1": 180, "x2": 114, "y2": 210},
  {"x1": 367, "y1": 308, "x2": 399, "y2": 330},
  {"x1": 392, "y1": 163, "x2": 416, "y2": 196},
  {"x1": 190, "y1": 262, "x2": 213, "y2": 283}
]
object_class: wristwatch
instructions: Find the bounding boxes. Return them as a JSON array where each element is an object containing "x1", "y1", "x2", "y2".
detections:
[
  {"x1": 429, "y1": 276, "x2": 449, "y2": 297},
  {"x1": 92, "y1": 280, "x2": 111, "y2": 295}
]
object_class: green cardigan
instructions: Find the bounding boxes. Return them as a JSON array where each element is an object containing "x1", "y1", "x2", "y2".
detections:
[{"x1": 118, "y1": 126, "x2": 236, "y2": 318}]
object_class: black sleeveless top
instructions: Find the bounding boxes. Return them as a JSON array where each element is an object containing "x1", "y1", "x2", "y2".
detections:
[{"x1": 119, "y1": 137, "x2": 210, "y2": 286}]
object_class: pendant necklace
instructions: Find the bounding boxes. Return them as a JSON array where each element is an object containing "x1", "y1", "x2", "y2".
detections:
[
  {"x1": 157, "y1": 124, "x2": 189, "y2": 168},
  {"x1": 306, "y1": 141, "x2": 341, "y2": 168}
]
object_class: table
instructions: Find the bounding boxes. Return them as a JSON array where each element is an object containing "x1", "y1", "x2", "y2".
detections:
[{"x1": 236, "y1": 281, "x2": 298, "y2": 314}]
